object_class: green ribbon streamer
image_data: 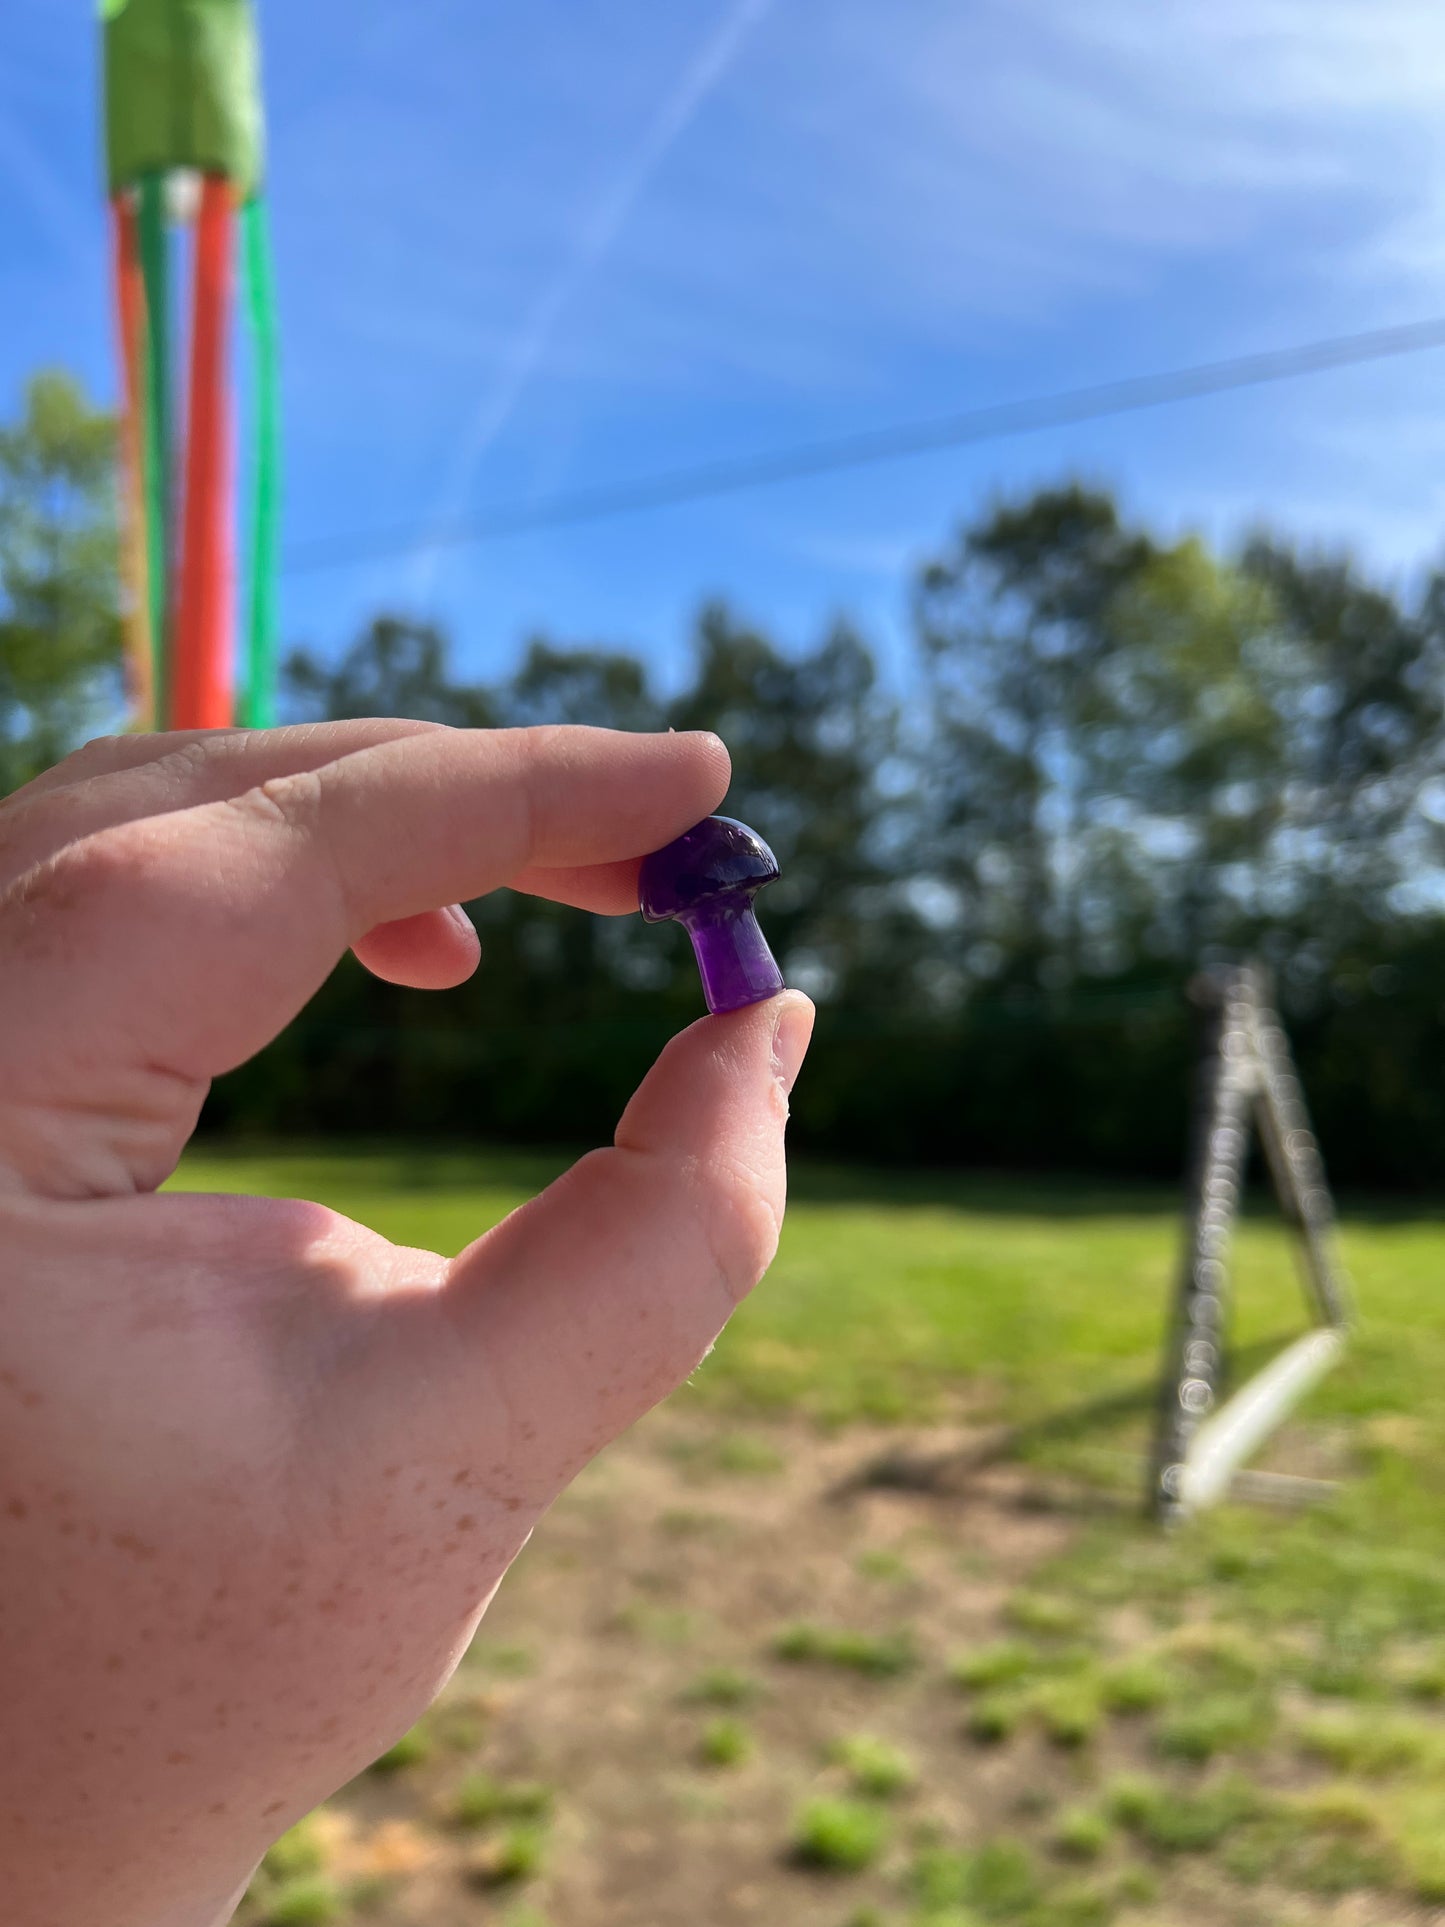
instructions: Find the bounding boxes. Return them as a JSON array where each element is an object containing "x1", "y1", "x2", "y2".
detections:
[
  {"x1": 240, "y1": 194, "x2": 281, "y2": 729},
  {"x1": 136, "y1": 176, "x2": 171, "y2": 727}
]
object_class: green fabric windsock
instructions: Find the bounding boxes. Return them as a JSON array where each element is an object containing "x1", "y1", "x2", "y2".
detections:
[
  {"x1": 104, "y1": 0, "x2": 264, "y2": 197},
  {"x1": 102, "y1": 0, "x2": 279, "y2": 733}
]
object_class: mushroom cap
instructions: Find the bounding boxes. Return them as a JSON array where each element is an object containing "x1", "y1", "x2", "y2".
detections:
[{"x1": 639, "y1": 815, "x2": 780, "y2": 923}]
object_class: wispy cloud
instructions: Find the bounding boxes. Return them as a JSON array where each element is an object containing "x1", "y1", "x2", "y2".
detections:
[
  {"x1": 616, "y1": 0, "x2": 1445, "y2": 356},
  {"x1": 414, "y1": 0, "x2": 777, "y2": 597},
  {"x1": 877, "y1": 0, "x2": 1445, "y2": 308}
]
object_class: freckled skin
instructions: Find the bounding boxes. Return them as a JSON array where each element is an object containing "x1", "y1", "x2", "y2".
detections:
[{"x1": 0, "y1": 723, "x2": 812, "y2": 1927}]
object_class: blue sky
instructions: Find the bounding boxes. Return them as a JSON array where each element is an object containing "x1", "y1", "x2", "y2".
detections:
[{"x1": 5, "y1": 0, "x2": 1445, "y2": 692}]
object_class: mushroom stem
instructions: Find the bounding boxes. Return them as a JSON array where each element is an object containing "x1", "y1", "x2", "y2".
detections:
[{"x1": 682, "y1": 901, "x2": 784, "y2": 1015}]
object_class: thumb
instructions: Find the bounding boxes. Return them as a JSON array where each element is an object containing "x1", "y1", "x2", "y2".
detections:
[{"x1": 427, "y1": 990, "x2": 814, "y2": 1499}]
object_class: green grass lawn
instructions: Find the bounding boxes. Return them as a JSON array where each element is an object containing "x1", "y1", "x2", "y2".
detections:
[
  {"x1": 172, "y1": 1143, "x2": 1445, "y2": 1439},
  {"x1": 180, "y1": 1145, "x2": 1445, "y2": 1921}
]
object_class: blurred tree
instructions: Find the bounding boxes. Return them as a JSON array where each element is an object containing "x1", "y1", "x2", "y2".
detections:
[
  {"x1": 0, "y1": 372, "x2": 121, "y2": 794},
  {"x1": 283, "y1": 614, "x2": 494, "y2": 726},
  {"x1": 1101, "y1": 535, "x2": 1445, "y2": 976},
  {"x1": 1098, "y1": 534, "x2": 1284, "y2": 961},
  {"x1": 915, "y1": 485, "x2": 1159, "y2": 986},
  {"x1": 498, "y1": 636, "x2": 664, "y2": 733},
  {"x1": 1238, "y1": 538, "x2": 1445, "y2": 947},
  {"x1": 911, "y1": 486, "x2": 1445, "y2": 992}
]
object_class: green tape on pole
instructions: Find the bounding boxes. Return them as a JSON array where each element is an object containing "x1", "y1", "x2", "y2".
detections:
[
  {"x1": 240, "y1": 194, "x2": 281, "y2": 729},
  {"x1": 136, "y1": 175, "x2": 172, "y2": 726}
]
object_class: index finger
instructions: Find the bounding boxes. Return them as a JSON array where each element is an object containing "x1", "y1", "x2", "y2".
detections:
[
  {"x1": 265, "y1": 725, "x2": 727, "y2": 935},
  {"x1": 0, "y1": 719, "x2": 449, "y2": 891}
]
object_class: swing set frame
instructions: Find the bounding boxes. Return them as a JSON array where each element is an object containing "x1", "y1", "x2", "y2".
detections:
[{"x1": 1148, "y1": 962, "x2": 1353, "y2": 1525}]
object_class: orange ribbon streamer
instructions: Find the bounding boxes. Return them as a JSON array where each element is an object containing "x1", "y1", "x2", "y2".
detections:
[{"x1": 109, "y1": 192, "x2": 155, "y2": 728}]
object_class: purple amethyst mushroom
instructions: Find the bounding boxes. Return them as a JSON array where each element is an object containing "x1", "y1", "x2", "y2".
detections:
[{"x1": 640, "y1": 815, "x2": 785, "y2": 1014}]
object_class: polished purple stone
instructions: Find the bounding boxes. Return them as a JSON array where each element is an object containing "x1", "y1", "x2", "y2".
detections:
[{"x1": 640, "y1": 815, "x2": 785, "y2": 1014}]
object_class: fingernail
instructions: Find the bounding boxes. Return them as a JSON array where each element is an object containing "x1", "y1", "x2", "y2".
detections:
[
  {"x1": 771, "y1": 995, "x2": 814, "y2": 1096},
  {"x1": 443, "y1": 902, "x2": 474, "y2": 933}
]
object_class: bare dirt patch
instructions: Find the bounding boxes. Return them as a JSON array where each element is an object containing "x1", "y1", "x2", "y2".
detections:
[{"x1": 239, "y1": 1407, "x2": 1438, "y2": 1927}]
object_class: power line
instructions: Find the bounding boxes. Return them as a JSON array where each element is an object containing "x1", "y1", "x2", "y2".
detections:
[{"x1": 283, "y1": 315, "x2": 1445, "y2": 575}]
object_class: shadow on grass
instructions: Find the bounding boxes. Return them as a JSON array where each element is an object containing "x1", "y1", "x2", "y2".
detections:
[{"x1": 835, "y1": 1330, "x2": 1307, "y2": 1505}]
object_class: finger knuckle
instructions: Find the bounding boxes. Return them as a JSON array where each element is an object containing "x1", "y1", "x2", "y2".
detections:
[
  {"x1": 226, "y1": 766, "x2": 325, "y2": 835},
  {"x1": 154, "y1": 734, "x2": 232, "y2": 788},
  {"x1": 66, "y1": 732, "x2": 130, "y2": 775},
  {"x1": 46, "y1": 823, "x2": 152, "y2": 897},
  {"x1": 1, "y1": 822, "x2": 152, "y2": 935},
  {"x1": 522, "y1": 722, "x2": 570, "y2": 758}
]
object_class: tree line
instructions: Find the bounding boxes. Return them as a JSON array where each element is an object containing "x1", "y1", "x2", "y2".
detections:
[{"x1": 5, "y1": 371, "x2": 1445, "y2": 1187}]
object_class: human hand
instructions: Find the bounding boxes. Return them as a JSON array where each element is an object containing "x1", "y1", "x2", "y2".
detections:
[{"x1": 0, "y1": 722, "x2": 813, "y2": 1927}]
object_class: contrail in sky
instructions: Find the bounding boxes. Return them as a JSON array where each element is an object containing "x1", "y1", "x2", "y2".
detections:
[{"x1": 415, "y1": 0, "x2": 776, "y2": 601}]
